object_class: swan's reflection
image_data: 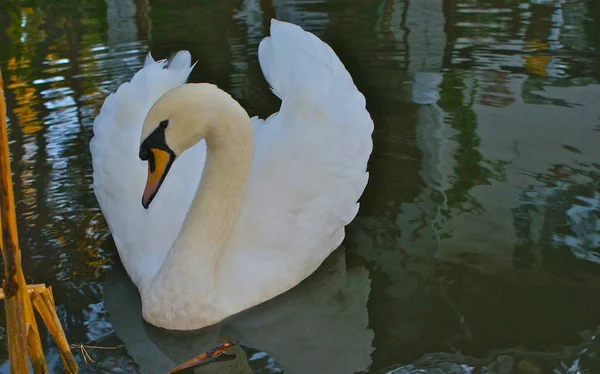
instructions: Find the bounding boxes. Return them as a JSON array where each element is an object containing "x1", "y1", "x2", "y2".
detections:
[{"x1": 104, "y1": 247, "x2": 373, "y2": 373}]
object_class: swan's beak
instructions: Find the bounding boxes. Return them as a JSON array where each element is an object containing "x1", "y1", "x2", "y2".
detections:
[
  {"x1": 141, "y1": 148, "x2": 174, "y2": 209},
  {"x1": 139, "y1": 122, "x2": 176, "y2": 209}
]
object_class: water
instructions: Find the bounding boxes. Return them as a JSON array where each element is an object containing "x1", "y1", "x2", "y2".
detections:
[{"x1": 0, "y1": 0, "x2": 599, "y2": 372}]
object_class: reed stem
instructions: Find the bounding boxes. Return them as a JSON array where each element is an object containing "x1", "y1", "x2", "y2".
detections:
[{"x1": 0, "y1": 66, "x2": 78, "y2": 374}]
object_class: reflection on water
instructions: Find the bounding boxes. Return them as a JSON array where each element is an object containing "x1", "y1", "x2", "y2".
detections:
[
  {"x1": 0, "y1": 1, "x2": 148, "y2": 371},
  {"x1": 1, "y1": 0, "x2": 599, "y2": 373}
]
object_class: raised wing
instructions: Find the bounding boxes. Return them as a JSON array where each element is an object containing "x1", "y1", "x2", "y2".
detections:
[
  {"x1": 90, "y1": 52, "x2": 203, "y2": 289},
  {"x1": 218, "y1": 20, "x2": 374, "y2": 309}
]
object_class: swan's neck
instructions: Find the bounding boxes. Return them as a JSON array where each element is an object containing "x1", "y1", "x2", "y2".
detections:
[
  {"x1": 179, "y1": 121, "x2": 254, "y2": 262},
  {"x1": 141, "y1": 102, "x2": 254, "y2": 329}
]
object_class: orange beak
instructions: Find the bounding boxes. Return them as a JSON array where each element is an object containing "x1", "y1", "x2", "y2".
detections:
[{"x1": 142, "y1": 148, "x2": 174, "y2": 209}]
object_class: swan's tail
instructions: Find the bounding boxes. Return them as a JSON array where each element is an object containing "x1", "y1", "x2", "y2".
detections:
[{"x1": 258, "y1": 19, "x2": 363, "y2": 108}]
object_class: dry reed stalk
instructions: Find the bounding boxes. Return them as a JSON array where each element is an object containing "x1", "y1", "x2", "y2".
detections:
[
  {"x1": 168, "y1": 341, "x2": 237, "y2": 373},
  {"x1": 30, "y1": 288, "x2": 79, "y2": 372},
  {"x1": 0, "y1": 62, "x2": 39, "y2": 374},
  {"x1": 0, "y1": 67, "x2": 78, "y2": 373},
  {"x1": 68, "y1": 344, "x2": 120, "y2": 366}
]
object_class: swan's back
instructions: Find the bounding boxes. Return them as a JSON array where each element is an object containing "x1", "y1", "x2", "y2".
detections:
[
  {"x1": 90, "y1": 52, "x2": 202, "y2": 289},
  {"x1": 219, "y1": 20, "x2": 373, "y2": 309}
]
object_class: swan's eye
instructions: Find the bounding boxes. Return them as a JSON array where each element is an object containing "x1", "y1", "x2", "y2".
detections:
[{"x1": 159, "y1": 120, "x2": 169, "y2": 129}]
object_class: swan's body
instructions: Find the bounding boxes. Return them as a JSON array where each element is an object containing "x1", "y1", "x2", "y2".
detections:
[{"x1": 90, "y1": 20, "x2": 373, "y2": 330}]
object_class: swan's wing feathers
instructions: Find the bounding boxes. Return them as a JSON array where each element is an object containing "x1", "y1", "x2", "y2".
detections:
[
  {"x1": 91, "y1": 50, "x2": 202, "y2": 289},
  {"x1": 258, "y1": 20, "x2": 358, "y2": 102},
  {"x1": 165, "y1": 50, "x2": 193, "y2": 71},
  {"x1": 225, "y1": 21, "x2": 373, "y2": 297},
  {"x1": 255, "y1": 19, "x2": 373, "y2": 221}
]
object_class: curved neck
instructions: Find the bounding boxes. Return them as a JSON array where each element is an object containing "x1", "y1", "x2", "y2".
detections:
[
  {"x1": 178, "y1": 118, "x2": 254, "y2": 258},
  {"x1": 140, "y1": 104, "x2": 254, "y2": 327}
]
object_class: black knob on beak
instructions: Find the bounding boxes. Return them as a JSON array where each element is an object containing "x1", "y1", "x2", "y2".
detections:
[{"x1": 139, "y1": 147, "x2": 150, "y2": 161}]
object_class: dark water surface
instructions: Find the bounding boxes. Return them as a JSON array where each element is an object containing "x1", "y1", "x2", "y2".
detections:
[{"x1": 1, "y1": 0, "x2": 600, "y2": 373}]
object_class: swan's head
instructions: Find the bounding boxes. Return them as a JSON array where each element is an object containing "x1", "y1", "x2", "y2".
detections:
[{"x1": 138, "y1": 83, "x2": 249, "y2": 209}]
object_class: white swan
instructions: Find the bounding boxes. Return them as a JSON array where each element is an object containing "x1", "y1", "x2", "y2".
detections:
[{"x1": 90, "y1": 19, "x2": 373, "y2": 330}]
